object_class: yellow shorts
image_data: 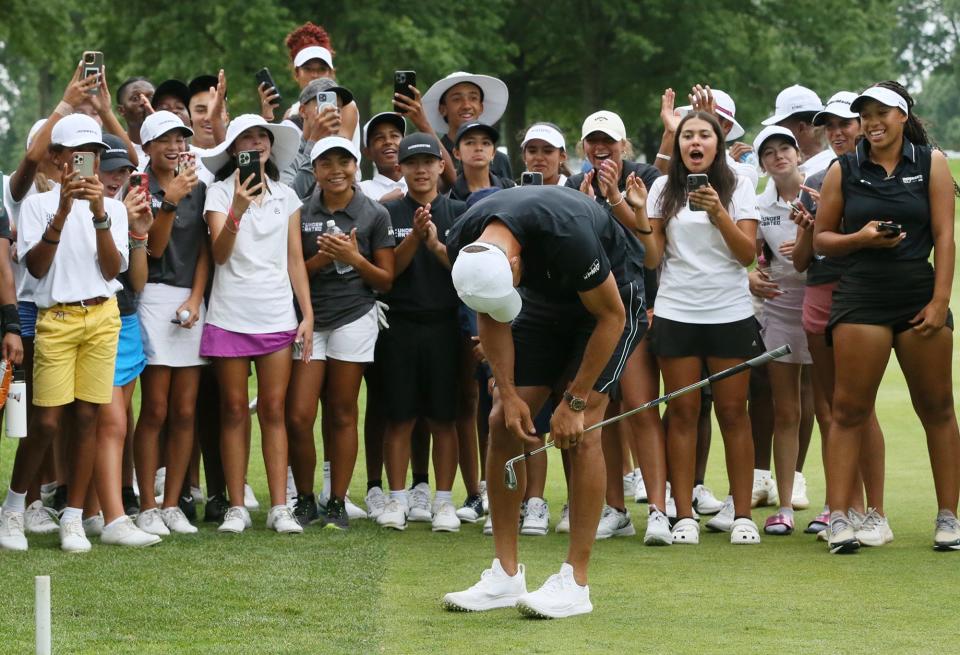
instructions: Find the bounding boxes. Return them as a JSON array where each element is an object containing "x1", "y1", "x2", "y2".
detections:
[{"x1": 33, "y1": 297, "x2": 121, "y2": 407}]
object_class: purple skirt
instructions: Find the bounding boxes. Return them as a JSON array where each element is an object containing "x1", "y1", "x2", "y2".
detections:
[{"x1": 199, "y1": 323, "x2": 297, "y2": 358}]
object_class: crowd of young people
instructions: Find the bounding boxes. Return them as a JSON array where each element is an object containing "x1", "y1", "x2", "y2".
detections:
[{"x1": 0, "y1": 19, "x2": 957, "y2": 617}]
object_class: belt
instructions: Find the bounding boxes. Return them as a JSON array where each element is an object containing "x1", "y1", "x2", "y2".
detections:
[{"x1": 61, "y1": 296, "x2": 109, "y2": 307}]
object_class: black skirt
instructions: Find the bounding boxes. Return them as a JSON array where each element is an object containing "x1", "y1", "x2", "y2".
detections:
[{"x1": 648, "y1": 315, "x2": 765, "y2": 360}]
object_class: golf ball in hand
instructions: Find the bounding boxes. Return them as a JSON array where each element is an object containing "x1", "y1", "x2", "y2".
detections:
[{"x1": 178, "y1": 310, "x2": 191, "y2": 322}]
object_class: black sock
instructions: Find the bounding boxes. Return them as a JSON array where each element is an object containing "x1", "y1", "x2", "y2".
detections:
[
  {"x1": 412, "y1": 473, "x2": 429, "y2": 488},
  {"x1": 367, "y1": 479, "x2": 382, "y2": 492},
  {"x1": 734, "y1": 515, "x2": 751, "y2": 521},
  {"x1": 694, "y1": 479, "x2": 705, "y2": 486}
]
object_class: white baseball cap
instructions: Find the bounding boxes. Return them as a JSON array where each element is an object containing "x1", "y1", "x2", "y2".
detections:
[
  {"x1": 293, "y1": 46, "x2": 334, "y2": 69},
  {"x1": 451, "y1": 242, "x2": 522, "y2": 323},
  {"x1": 581, "y1": 110, "x2": 626, "y2": 141},
  {"x1": 140, "y1": 110, "x2": 194, "y2": 145},
  {"x1": 200, "y1": 114, "x2": 301, "y2": 174},
  {"x1": 813, "y1": 91, "x2": 859, "y2": 125},
  {"x1": 51, "y1": 114, "x2": 107, "y2": 149},
  {"x1": 761, "y1": 85, "x2": 824, "y2": 125},
  {"x1": 711, "y1": 89, "x2": 745, "y2": 141},
  {"x1": 850, "y1": 86, "x2": 909, "y2": 115},
  {"x1": 310, "y1": 136, "x2": 360, "y2": 163},
  {"x1": 422, "y1": 72, "x2": 509, "y2": 134},
  {"x1": 752, "y1": 125, "x2": 799, "y2": 156},
  {"x1": 520, "y1": 123, "x2": 566, "y2": 150}
]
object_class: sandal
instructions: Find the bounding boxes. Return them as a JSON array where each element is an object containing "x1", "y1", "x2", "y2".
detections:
[
  {"x1": 763, "y1": 512, "x2": 795, "y2": 535},
  {"x1": 805, "y1": 509, "x2": 830, "y2": 534}
]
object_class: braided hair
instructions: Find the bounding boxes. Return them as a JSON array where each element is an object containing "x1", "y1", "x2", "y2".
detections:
[{"x1": 285, "y1": 22, "x2": 335, "y2": 63}]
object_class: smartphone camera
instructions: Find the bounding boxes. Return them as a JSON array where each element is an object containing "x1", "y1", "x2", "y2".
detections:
[
  {"x1": 521, "y1": 171, "x2": 543, "y2": 186},
  {"x1": 238, "y1": 151, "x2": 253, "y2": 167},
  {"x1": 316, "y1": 91, "x2": 337, "y2": 110}
]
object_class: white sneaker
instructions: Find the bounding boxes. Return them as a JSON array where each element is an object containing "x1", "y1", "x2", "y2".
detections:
[
  {"x1": 285, "y1": 467, "x2": 296, "y2": 508},
  {"x1": 693, "y1": 484, "x2": 724, "y2": 515},
  {"x1": 101, "y1": 516, "x2": 161, "y2": 547},
  {"x1": 644, "y1": 508, "x2": 672, "y2": 546},
  {"x1": 408, "y1": 483, "x2": 432, "y2": 522},
  {"x1": 432, "y1": 500, "x2": 461, "y2": 532},
  {"x1": 191, "y1": 486, "x2": 205, "y2": 505},
  {"x1": 672, "y1": 517, "x2": 700, "y2": 544},
  {"x1": 83, "y1": 513, "x2": 104, "y2": 537},
  {"x1": 243, "y1": 484, "x2": 260, "y2": 510},
  {"x1": 60, "y1": 516, "x2": 92, "y2": 553},
  {"x1": 828, "y1": 511, "x2": 860, "y2": 554},
  {"x1": 136, "y1": 508, "x2": 171, "y2": 536},
  {"x1": 154, "y1": 466, "x2": 166, "y2": 502},
  {"x1": 365, "y1": 487, "x2": 387, "y2": 519},
  {"x1": 0, "y1": 509, "x2": 28, "y2": 551},
  {"x1": 848, "y1": 508, "x2": 866, "y2": 531},
  {"x1": 751, "y1": 472, "x2": 778, "y2": 507},
  {"x1": 161, "y1": 507, "x2": 198, "y2": 534},
  {"x1": 556, "y1": 504, "x2": 570, "y2": 534},
  {"x1": 792, "y1": 471, "x2": 810, "y2": 510},
  {"x1": 266, "y1": 505, "x2": 303, "y2": 534},
  {"x1": 595, "y1": 506, "x2": 635, "y2": 539},
  {"x1": 516, "y1": 563, "x2": 592, "y2": 619},
  {"x1": 633, "y1": 469, "x2": 647, "y2": 503},
  {"x1": 24, "y1": 501, "x2": 59, "y2": 535},
  {"x1": 520, "y1": 497, "x2": 549, "y2": 536},
  {"x1": 483, "y1": 514, "x2": 494, "y2": 536},
  {"x1": 218, "y1": 506, "x2": 252, "y2": 534},
  {"x1": 665, "y1": 496, "x2": 676, "y2": 519},
  {"x1": 41, "y1": 481, "x2": 58, "y2": 506},
  {"x1": 855, "y1": 509, "x2": 893, "y2": 547},
  {"x1": 706, "y1": 495, "x2": 734, "y2": 532},
  {"x1": 730, "y1": 517, "x2": 761, "y2": 545},
  {"x1": 378, "y1": 498, "x2": 408, "y2": 530},
  {"x1": 479, "y1": 480, "x2": 489, "y2": 514},
  {"x1": 344, "y1": 496, "x2": 366, "y2": 520},
  {"x1": 622, "y1": 471, "x2": 636, "y2": 499},
  {"x1": 934, "y1": 510, "x2": 960, "y2": 551},
  {"x1": 443, "y1": 559, "x2": 527, "y2": 612}
]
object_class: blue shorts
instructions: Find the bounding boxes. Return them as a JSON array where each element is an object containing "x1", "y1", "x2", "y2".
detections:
[
  {"x1": 114, "y1": 313, "x2": 147, "y2": 387},
  {"x1": 17, "y1": 301, "x2": 37, "y2": 338}
]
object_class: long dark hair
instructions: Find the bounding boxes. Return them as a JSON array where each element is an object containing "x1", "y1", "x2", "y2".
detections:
[{"x1": 657, "y1": 112, "x2": 737, "y2": 220}]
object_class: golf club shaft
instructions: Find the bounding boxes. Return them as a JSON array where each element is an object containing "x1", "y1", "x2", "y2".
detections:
[{"x1": 508, "y1": 344, "x2": 791, "y2": 464}]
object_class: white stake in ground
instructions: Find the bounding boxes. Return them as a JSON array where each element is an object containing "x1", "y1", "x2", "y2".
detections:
[{"x1": 35, "y1": 575, "x2": 50, "y2": 655}]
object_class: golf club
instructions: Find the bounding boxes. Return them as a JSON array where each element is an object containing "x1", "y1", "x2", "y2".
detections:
[{"x1": 503, "y1": 344, "x2": 792, "y2": 490}]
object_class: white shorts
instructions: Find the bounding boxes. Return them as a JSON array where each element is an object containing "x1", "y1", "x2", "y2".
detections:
[
  {"x1": 139, "y1": 283, "x2": 207, "y2": 367},
  {"x1": 294, "y1": 304, "x2": 379, "y2": 363}
]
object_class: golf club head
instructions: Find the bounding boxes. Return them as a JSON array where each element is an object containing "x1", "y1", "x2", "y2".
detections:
[{"x1": 504, "y1": 460, "x2": 519, "y2": 490}]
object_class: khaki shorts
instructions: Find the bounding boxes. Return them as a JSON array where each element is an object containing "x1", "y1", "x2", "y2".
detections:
[{"x1": 33, "y1": 297, "x2": 121, "y2": 407}]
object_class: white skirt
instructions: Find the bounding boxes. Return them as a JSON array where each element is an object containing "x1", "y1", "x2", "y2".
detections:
[{"x1": 138, "y1": 283, "x2": 208, "y2": 367}]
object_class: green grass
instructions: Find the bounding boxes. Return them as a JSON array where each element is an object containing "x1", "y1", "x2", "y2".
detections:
[{"x1": 2, "y1": 163, "x2": 960, "y2": 653}]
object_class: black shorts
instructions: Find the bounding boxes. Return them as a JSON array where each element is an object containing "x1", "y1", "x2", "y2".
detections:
[
  {"x1": 648, "y1": 315, "x2": 764, "y2": 359},
  {"x1": 828, "y1": 259, "x2": 954, "y2": 343},
  {"x1": 513, "y1": 281, "x2": 647, "y2": 395},
  {"x1": 375, "y1": 313, "x2": 461, "y2": 422}
]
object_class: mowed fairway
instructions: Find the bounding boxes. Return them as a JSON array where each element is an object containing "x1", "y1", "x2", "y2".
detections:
[{"x1": 2, "y1": 163, "x2": 960, "y2": 654}]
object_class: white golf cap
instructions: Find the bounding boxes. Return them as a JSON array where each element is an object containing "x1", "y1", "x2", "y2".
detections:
[
  {"x1": 422, "y1": 72, "x2": 509, "y2": 134},
  {"x1": 520, "y1": 123, "x2": 566, "y2": 150},
  {"x1": 761, "y1": 85, "x2": 824, "y2": 125},
  {"x1": 50, "y1": 114, "x2": 107, "y2": 149},
  {"x1": 26, "y1": 119, "x2": 46, "y2": 150},
  {"x1": 752, "y1": 125, "x2": 798, "y2": 155},
  {"x1": 310, "y1": 136, "x2": 360, "y2": 163},
  {"x1": 140, "y1": 110, "x2": 194, "y2": 145},
  {"x1": 451, "y1": 242, "x2": 522, "y2": 324},
  {"x1": 581, "y1": 110, "x2": 626, "y2": 141},
  {"x1": 850, "y1": 86, "x2": 909, "y2": 115},
  {"x1": 813, "y1": 91, "x2": 859, "y2": 126},
  {"x1": 293, "y1": 46, "x2": 334, "y2": 69},
  {"x1": 711, "y1": 89, "x2": 745, "y2": 141},
  {"x1": 200, "y1": 113, "x2": 301, "y2": 174}
]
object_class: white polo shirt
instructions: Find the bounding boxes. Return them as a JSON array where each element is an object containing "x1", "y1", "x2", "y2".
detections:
[
  {"x1": 756, "y1": 181, "x2": 806, "y2": 310},
  {"x1": 360, "y1": 172, "x2": 407, "y2": 201},
  {"x1": 647, "y1": 174, "x2": 759, "y2": 324},
  {"x1": 799, "y1": 148, "x2": 835, "y2": 177},
  {"x1": 204, "y1": 177, "x2": 301, "y2": 333},
  {"x1": 18, "y1": 190, "x2": 129, "y2": 308}
]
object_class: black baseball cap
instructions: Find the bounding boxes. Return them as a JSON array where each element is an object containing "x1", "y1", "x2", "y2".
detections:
[
  {"x1": 152, "y1": 79, "x2": 191, "y2": 110},
  {"x1": 99, "y1": 134, "x2": 135, "y2": 172},
  {"x1": 363, "y1": 112, "x2": 406, "y2": 147},
  {"x1": 455, "y1": 121, "x2": 499, "y2": 146},
  {"x1": 398, "y1": 133, "x2": 442, "y2": 163},
  {"x1": 188, "y1": 75, "x2": 219, "y2": 100}
]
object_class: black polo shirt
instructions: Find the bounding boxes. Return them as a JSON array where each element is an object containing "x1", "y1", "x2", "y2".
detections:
[
  {"x1": 448, "y1": 172, "x2": 515, "y2": 202},
  {"x1": 441, "y1": 134, "x2": 513, "y2": 181},
  {"x1": 445, "y1": 185, "x2": 646, "y2": 322},
  {"x1": 799, "y1": 165, "x2": 845, "y2": 285},
  {"x1": 838, "y1": 137, "x2": 933, "y2": 268},
  {"x1": 382, "y1": 193, "x2": 466, "y2": 318},
  {"x1": 145, "y1": 166, "x2": 208, "y2": 289}
]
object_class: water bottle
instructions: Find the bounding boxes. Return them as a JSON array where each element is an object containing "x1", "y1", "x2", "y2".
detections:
[
  {"x1": 6, "y1": 368, "x2": 27, "y2": 438},
  {"x1": 325, "y1": 220, "x2": 354, "y2": 275},
  {"x1": 738, "y1": 150, "x2": 759, "y2": 169}
]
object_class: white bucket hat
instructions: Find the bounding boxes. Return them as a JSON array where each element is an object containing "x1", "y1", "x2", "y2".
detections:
[
  {"x1": 422, "y1": 72, "x2": 508, "y2": 134},
  {"x1": 200, "y1": 114, "x2": 300, "y2": 174}
]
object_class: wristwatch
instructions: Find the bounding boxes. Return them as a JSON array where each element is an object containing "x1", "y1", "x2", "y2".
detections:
[
  {"x1": 563, "y1": 391, "x2": 587, "y2": 412},
  {"x1": 92, "y1": 213, "x2": 111, "y2": 231},
  {"x1": 160, "y1": 200, "x2": 178, "y2": 214}
]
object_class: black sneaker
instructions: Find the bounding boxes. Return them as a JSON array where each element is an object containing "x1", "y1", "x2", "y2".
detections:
[
  {"x1": 179, "y1": 495, "x2": 197, "y2": 522},
  {"x1": 52, "y1": 485, "x2": 68, "y2": 514},
  {"x1": 204, "y1": 492, "x2": 229, "y2": 523},
  {"x1": 293, "y1": 493, "x2": 319, "y2": 526},
  {"x1": 456, "y1": 494, "x2": 484, "y2": 523},
  {"x1": 323, "y1": 496, "x2": 349, "y2": 531},
  {"x1": 122, "y1": 486, "x2": 140, "y2": 517}
]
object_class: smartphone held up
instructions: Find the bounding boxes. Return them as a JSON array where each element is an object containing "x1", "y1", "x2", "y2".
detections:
[
  {"x1": 72, "y1": 152, "x2": 95, "y2": 178},
  {"x1": 686, "y1": 173, "x2": 709, "y2": 211},
  {"x1": 81, "y1": 51, "x2": 104, "y2": 95},
  {"x1": 238, "y1": 150, "x2": 263, "y2": 195},
  {"x1": 393, "y1": 70, "x2": 416, "y2": 112}
]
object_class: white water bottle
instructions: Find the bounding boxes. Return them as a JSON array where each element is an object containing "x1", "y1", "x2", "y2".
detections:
[
  {"x1": 325, "y1": 220, "x2": 354, "y2": 275},
  {"x1": 6, "y1": 368, "x2": 27, "y2": 438}
]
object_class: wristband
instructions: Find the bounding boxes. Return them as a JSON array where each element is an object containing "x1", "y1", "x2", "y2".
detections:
[
  {"x1": 48, "y1": 221, "x2": 62, "y2": 233},
  {"x1": 3, "y1": 323, "x2": 21, "y2": 336},
  {"x1": 635, "y1": 226, "x2": 653, "y2": 235},
  {"x1": 42, "y1": 234, "x2": 60, "y2": 245},
  {"x1": 608, "y1": 195, "x2": 625, "y2": 209},
  {"x1": 226, "y1": 208, "x2": 241, "y2": 233},
  {"x1": 224, "y1": 219, "x2": 240, "y2": 235},
  {"x1": 129, "y1": 238, "x2": 147, "y2": 250},
  {"x1": 1, "y1": 304, "x2": 18, "y2": 330},
  {"x1": 655, "y1": 153, "x2": 671, "y2": 161},
  {"x1": 160, "y1": 200, "x2": 178, "y2": 214},
  {"x1": 53, "y1": 101, "x2": 74, "y2": 118},
  {"x1": 128, "y1": 231, "x2": 148, "y2": 241}
]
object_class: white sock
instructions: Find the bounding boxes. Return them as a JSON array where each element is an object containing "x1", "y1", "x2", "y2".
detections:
[
  {"x1": 634, "y1": 468, "x2": 642, "y2": 478},
  {"x1": 2, "y1": 488, "x2": 26, "y2": 513},
  {"x1": 104, "y1": 516, "x2": 126, "y2": 531},
  {"x1": 780, "y1": 507, "x2": 794, "y2": 518},
  {"x1": 435, "y1": 490, "x2": 453, "y2": 504},
  {"x1": 270, "y1": 504, "x2": 286, "y2": 513},
  {"x1": 61, "y1": 507, "x2": 82, "y2": 523},
  {"x1": 753, "y1": 468, "x2": 770, "y2": 482},
  {"x1": 322, "y1": 462, "x2": 331, "y2": 498},
  {"x1": 390, "y1": 490, "x2": 408, "y2": 507}
]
